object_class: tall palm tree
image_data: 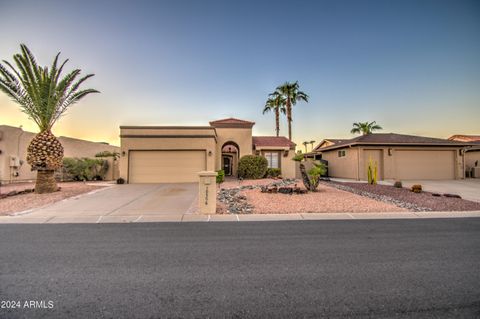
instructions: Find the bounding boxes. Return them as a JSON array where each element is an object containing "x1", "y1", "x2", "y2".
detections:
[
  {"x1": 350, "y1": 121, "x2": 383, "y2": 135},
  {"x1": 302, "y1": 141, "x2": 309, "y2": 153},
  {"x1": 273, "y1": 81, "x2": 309, "y2": 141},
  {"x1": 263, "y1": 92, "x2": 286, "y2": 137},
  {"x1": 0, "y1": 44, "x2": 99, "y2": 193},
  {"x1": 309, "y1": 140, "x2": 316, "y2": 151}
]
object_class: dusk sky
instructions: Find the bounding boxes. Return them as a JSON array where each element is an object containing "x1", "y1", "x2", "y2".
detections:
[{"x1": 0, "y1": 0, "x2": 479, "y2": 147}]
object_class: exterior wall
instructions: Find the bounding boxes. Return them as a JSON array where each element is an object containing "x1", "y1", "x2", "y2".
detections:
[
  {"x1": 465, "y1": 150, "x2": 480, "y2": 169},
  {"x1": 257, "y1": 148, "x2": 296, "y2": 179},
  {"x1": 321, "y1": 145, "x2": 464, "y2": 180},
  {"x1": 321, "y1": 148, "x2": 359, "y2": 179},
  {"x1": 119, "y1": 127, "x2": 216, "y2": 183},
  {"x1": 0, "y1": 125, "x2": 119, "y2": 184},
  {"x1": 214, "y1": 127, "x2": 252, "y2": 171}
]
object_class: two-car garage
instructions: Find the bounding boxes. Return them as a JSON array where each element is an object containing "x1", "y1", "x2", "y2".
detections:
[
  {"x1": 394, "y1": 150, "x2": 456, "y2": 180},
  {"x1": 128, "y1": 150, "x2": 207, "y2": 183}
]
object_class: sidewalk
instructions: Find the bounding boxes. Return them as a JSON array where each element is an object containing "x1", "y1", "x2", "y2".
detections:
[{"x1": 0, "y1": 211, "x2": 479, "y2": 223}]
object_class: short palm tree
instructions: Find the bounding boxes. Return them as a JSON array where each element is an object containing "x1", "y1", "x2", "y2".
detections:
[
  {"x1": 350, "y1": 121, "x2": 383, "y2": 135},
  {"x1": 302, "y1": 141, "x2": 309, "y2": 153},
  {"x1": 309, "y1": 140, "x2": 316, "y2": 151},
  {"x1": 273, "y1": 81, "x2": 309, "y2": 141},
  {"x1": 263, "y1": 92, "x2": 286, "y2": 137},
  {"x1": 0, "y1": 44, "x2": 99, "y2": 193}
]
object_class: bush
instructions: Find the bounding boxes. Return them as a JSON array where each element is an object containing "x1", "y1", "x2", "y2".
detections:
[
  {"x1": 62, "y1": 157, "x2": 108, "y2": 181},
  {"x1": 411, "y1": 184, "x2": 422, "y2": 193},
  {"x1": 116, "y1": 178, "x2": 125, "y2": 184},
  {"x1": 266, "y1": 168, "x2": 281, "y2": 178},
  {"x1": 237, "y1": 155, "x2": 268, "y2": 179},
  {"x1": 393, "y1": 180, "x2": 403, "y2": 188},
  {"x1": 216, "y1": 170, "x2": 225, "y2": 184}
]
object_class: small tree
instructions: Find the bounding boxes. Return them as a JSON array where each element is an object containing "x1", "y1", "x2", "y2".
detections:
[{"x1": 292, "y1": 154, "x2": 327, "y2": 191}]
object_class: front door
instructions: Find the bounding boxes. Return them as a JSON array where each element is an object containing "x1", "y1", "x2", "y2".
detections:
[{"x1": 223, "y1": 156, "x2": 232, "y2": 176}]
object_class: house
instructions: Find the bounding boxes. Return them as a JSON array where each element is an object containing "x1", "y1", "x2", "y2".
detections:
[
  {"x1": 310, "y1": 133, "x2": 478, "y2": 180},
  {"x1": 119, "y1": 118, "x2": 296, "y2": 183},
  {"x1": 0, "y1": 125, "x2": 120, "y2": 184},
  {"x1": 448, "y1": 135, "x2": 480, "y2": 177}
]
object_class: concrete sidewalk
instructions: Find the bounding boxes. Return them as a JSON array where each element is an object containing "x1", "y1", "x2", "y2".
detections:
[{"x1": 0, "y1": 211, "x2": 479, "y2": 223}]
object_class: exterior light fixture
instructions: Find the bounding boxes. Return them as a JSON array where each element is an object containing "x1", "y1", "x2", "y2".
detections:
[
  {"x1": 388, "y1": 148, "x2": 393, "y2": 156},
  {"x1": 122, "y1": 151, "x2": 126, "y2": 156},
  {"x1": 208, "y1": 150, "x2": 213, "y2": 156}
]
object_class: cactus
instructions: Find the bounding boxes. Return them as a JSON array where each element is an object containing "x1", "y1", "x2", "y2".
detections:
[{"x1": 367, "y1": 157, "x2": 378, "y2": 185}]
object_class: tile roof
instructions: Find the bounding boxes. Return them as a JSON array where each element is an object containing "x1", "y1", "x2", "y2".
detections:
[
  {"x1": 316, "y1": 133, "x2": 472, "y2": 151},
  {"x1": 209, "y1": 118, "x2": 255, "y2": 128},
  {"x1": 448, "y1": 135, "x2": 480, "y2": 142},
  {"x1": 252, "y1": 136, "x2": 296, "y2": 148}
]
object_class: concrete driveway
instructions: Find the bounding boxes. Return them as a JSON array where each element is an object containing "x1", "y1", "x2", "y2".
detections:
[
  {"x1": 20, "y1": 183, "x2": 199, "y2": 223},
  {"x1": 389, "y1": 179, "x2": 480, "y2": 203}
]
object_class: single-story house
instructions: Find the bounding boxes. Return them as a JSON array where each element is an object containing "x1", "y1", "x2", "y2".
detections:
[
  {"x1": 0, "y1": 125, "x2": 120, "y2": 184},
  {"x1": 119, "y1": 118, "x2": 296, "y2": 183},
  {"x1": 310, "y1": 133, "x2": 478, "y2": 180},
  {"x1": 448, "y1": 135, "x2": 480, "y2": 177}
]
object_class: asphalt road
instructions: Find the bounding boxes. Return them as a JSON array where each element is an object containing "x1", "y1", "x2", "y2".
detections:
[{"x1": 1, "y1": 219, "x2": 479, "y2": 318}]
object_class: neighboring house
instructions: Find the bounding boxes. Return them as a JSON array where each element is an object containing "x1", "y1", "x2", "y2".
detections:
[
  {"x1": 119, "y1": 118, "x2": 296, "y2": 183},
  {"x1": 311, "y1": 133, "x2": 478, "y2": 180},
  {"x1": 448, "y1": 135, "x2": 480, "y2": 177},
  {"x1": 0, "y1": 125, "x2": 120, "y2": 184}
]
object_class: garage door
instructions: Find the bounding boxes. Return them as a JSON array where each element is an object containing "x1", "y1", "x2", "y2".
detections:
[
  {"x1": 395, "y1": 150, "x2": 455, "y2": 180},
  {"x1": 129, "y1": 150, "x2": 206, "y2": 183}
]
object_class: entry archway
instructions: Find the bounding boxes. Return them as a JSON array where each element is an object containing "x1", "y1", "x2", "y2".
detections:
[{"x1": 221, "y1": 141, "x2": 240, "y2": 176}]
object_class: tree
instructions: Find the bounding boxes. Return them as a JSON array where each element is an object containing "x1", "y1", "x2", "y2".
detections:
[
  {"x1": 302, "y1": 141, "x2": 309, "y2": 153},
  {"x1": 262, "y1": 92, "x2": 285, "y2": 137},
  {"x1": 350, "y1": 121, "x2": 383, "y2": 135},
  {"x1": 273, "y1": 81, "x2": 308, "y2": 141},
  {"x1": 309, "y1": 140, "x2": 316, "y2": 151},
  {"x1": 0, "y1": 44, "x2": 99, "y2": 193}
]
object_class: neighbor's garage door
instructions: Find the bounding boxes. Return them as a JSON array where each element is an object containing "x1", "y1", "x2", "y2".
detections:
[
  {"x1": 129, "y1": 150, "x2": 206, "y2": 183},
  {"x1": 395, "y1": 150, "x2": 455, "y2": 180}
]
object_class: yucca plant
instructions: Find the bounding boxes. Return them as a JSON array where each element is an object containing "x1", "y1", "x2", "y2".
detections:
[{"x1": 0, "y1": 44, "x2": 99, "y2": 193}]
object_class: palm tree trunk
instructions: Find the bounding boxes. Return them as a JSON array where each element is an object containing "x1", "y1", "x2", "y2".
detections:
[
  {"x1": 286, "y1": 98, "x2": 292, "y2": 141},
  {"x1": 275, "y1": 108, "x2": 280, "y2": 137},
  {"x1": 35, "y1": 170, "x2": 58, "y2": 194}
]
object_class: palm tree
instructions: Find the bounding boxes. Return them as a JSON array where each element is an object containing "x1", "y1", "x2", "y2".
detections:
[
  {"x1": 273, "y1": 81, "x2": 309, "y2": 141},
  {"x1": 309, "y1": 140, "x2": 316, "y2": 151},
  {"x1": 0, "y1": 44, "x2": 99, "y2": 193},
  {"x1": 263, "y1": 92, "x2": 286, "y2": 136},
  {"x1": 302, "y1": 141, "x2": 309, "y2": 153},
  {"x1": 350, "y1": 121, "x2": 383, "y2": 135}
]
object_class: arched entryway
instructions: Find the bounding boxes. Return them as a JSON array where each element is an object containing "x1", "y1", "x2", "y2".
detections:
[{"x1": 221, "y1": 141, "x2": 240, "y2": 176}]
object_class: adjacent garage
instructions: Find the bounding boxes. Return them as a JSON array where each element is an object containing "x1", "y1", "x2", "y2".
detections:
[
  {"x1": 394, "y1": 150, "x2": 456, "y2": 180},
  {"x1": 129, "y1": 150, "x2": 206, "y2": 183}
]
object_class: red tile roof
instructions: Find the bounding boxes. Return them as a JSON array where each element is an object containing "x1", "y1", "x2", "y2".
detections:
[
  {"x1": 448, "y1": 135, "x2": 480, "y2": 142},
  {"x1": 209, "y1": 118, "x2": 255, "y2": 128},
  {"x1": 315, "y1": 133, "x2": 472, "y2": 151},
  {"x1": 252, "y1": 136, "x2": 296, "y2": 149}
]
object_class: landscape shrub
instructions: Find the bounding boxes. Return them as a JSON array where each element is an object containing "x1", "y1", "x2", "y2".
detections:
[
  {"x1": 62, "y1": 157, "x2": 108, "y2": 181},
  {"x1": 237, "y1": 155, "x2": 268, "y2": 179},
  {"x1": 216, "y1": 169, "x2": 225, "y2": 184},
  {"x1": 393, "y1": 180, "x2": 403, "y2": 188},
  {"x1": 265, "y1": 168, "x2": 281, "y2": 178},
  {"x1": 116, "y1": 178, "x2": 125, "y2": 184},
  {"x1": 411, "y1": 184, "x2": 422, "y2": 193}
]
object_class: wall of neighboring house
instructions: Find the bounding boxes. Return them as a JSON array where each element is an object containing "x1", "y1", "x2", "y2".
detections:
[
  {"x1": 321, "y1": 147, "x2": 360, "y2": 179},
  {"x1": 465, "y1": 150, "x2": 480, "y2": 177},
  {"x1": 0, "y1": 125, "x2": 119, "y2": 184}
]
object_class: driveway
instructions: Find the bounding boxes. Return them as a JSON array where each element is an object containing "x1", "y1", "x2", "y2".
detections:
[
  {"x1": 21, "y1": 183, "x2": 199, "y2": 223},
  {"x1": 393, "y1": 179, "x2": 480, "y2": 203}
]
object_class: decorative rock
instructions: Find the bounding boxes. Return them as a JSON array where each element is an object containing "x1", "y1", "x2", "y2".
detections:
[{"x1": 443, "y1": 193, "x2": 462, "y2": 199}]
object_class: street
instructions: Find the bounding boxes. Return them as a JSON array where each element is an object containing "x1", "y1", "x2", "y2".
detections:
[{"x1": 1, "y1": 219, "x2": 479, "y2": 318}]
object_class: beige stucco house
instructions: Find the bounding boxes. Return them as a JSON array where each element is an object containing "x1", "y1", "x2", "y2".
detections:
[
  {"x1": 0, "y1": 125, "x2": 120, "y2": 184},
  {"x1": 448, "y1": 135, "x2": 480, "y2": 178},
  {"x1": 309, "y1": 133, "x2": 479, "y2": 180},
  {"x1": 119, "y1": 118, "x2": 296, "y2": 183}
]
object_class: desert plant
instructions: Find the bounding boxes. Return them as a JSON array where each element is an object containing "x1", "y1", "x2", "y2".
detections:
[
  {"x1": 272, "y1": 81, "x2": 309, "y2": 141},
  {"x1": 216, "y1": 169, "x2": 225, "y2": 184},
  {"x1": 393, "y1": 180, "x2": 403, "y2": 188},
  {"x1": 116, "y1": 177, "x2": 125, "y2": 184},
  {"x1": 95, "y1": 151, "x2": 120, "y2": 160},
  {"x1": 367, "y1": 158, "x2": 378, "y2": 185},
  {"x1": 351, "y1": 121, "x2": 383, "y2": 135},
  {"x1": 308, "y1": 162, "x2": 327, "y2": 190},
  {"x1": 62, "y1": 157, "x2": 108, "y2": 181},
  {"x1": 266, "y1": 168, "x2": 281, "y2": 178},
  {"x1": 263, "y1": 92, "x2": 286, "y2": 136},
  {"x1": 411, "y1": 184, "x2": 422, "y2": 193},
  {"x1": 0, "y1": 44, "x2": 98, "y2": 193},
  {"x1": 237, "y1": 155, "x2": 268, "y2": 179}
]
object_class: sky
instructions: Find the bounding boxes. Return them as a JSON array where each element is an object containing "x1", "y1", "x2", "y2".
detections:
[{"x1": 0, "y1": 0, "x2": 479, "y2": 148}]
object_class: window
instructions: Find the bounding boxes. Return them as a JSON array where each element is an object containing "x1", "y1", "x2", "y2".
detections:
[
  {"x1": 264, "y1": 152, "x2": 279, "y2": 168},
  {"x1": 338, "y1": 150, "x2": 346, "y2": 158}
]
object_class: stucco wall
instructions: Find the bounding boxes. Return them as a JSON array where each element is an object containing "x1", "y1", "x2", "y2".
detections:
[
  {"x1": 119, "y1": 127, "x2": 216, "y2": 182},
  {"x1": 0, "y1": 125, "x2": 119, "y2": 184},
  {"x1": 466, "y1": 150, "x2": 480, "y2": 169},
  {"x1": 321, "y1": 148, "x2": 359, "y2": 179},
  {"x1": 214, "y1": 127, "x2": 252, "y2": 171}
]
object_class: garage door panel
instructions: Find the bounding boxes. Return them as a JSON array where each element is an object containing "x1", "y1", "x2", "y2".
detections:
[
  {"x1": 129, "y1": 151, "x2": 206, "y2": 183},
  {"x1": 395, "y1": 150, "x2": 455, "y2": 180}
]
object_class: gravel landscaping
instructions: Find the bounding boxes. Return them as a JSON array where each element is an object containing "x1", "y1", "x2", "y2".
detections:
[
  {"x1": 327, "y1": 181, "x2": 480, "y2": 212},
  {"x1": 217, "y1": 179, "x2": 406, "y2": 214},
  {"x1": 0, "y1": 182, "x2": 108, "y2": 215}
]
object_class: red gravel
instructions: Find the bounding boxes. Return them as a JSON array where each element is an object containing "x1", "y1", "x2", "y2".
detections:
[{"x1": 335, "y1": 182, "x2": 480, "y2": 211}]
